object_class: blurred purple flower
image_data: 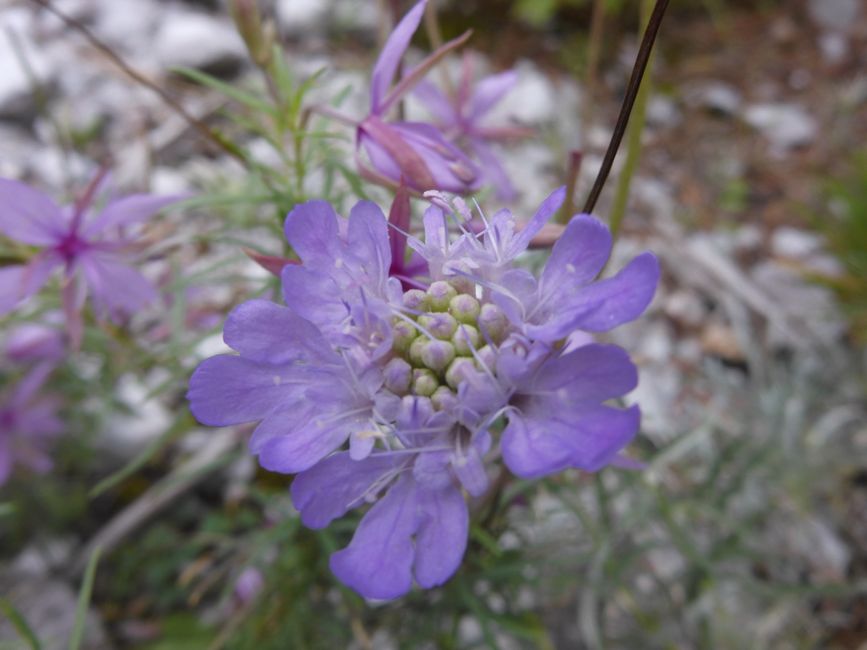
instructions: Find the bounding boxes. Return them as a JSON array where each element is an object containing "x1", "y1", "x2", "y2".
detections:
[
  {"x1": 5, "y1": 321, "x2": 65, "y2": 364},
  {"x1": 0, "y1": 175, "x2": 183, "y2": 347},
  {"x1": 234, "y1": 566, "x2": 265, "y2": 604},
  {"x1": 414, "y1": 53, "x2": 532, "y2": 201},
  {"x1": 0, "y1": 362, "x2": 63, "y2": 486},
  {"x1": 188, "y1": 189, "x2": 658, "y2": 599},
  {"x1": 356, "y1": 0, "x2": 480, "y2": 194}
]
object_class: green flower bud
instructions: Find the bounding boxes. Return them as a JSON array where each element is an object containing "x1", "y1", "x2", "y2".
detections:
[
  {"x1": 412, "y1": 368, "x2": 439, "y2": 396},
  {"x1": 445, "y1": 357, "x2": 476, "y2": 389},
  {"x1": 431, "y1": 386, "x2": 458, "y2": 411},
  {"x1": 427, "y1": 281, "x2": 457, "y2": 311},
  {"x1": 478, "y1": 303, "x2": 508, "y2": 343},
  {"x1": 403, "y1": 289, "x2": 429, "y2": 312},
  {"x1": 452, "y1": 324, "x2": 481, "y2": 356},
  {"x1": 420, "y1": 339, "x2": 456, "y2": 373},
  {"x1": 409, "y1": 336, "x2": 427, "y2": 367},
  {"x1": 383, "y1": 358, "x2": 412, "y2": 395},
  {"x1": 449, "y1": 294, "x2": 481, "y2": 324},
  {"x1": 392, "y1": 319, "x2": 418, "y2": 354},
  {"x1": 447, "y1": 272, "x2": 475, "y2": 295},
  {"x1": 418, "y1": 312, "x2": 458, "y2": 340}
]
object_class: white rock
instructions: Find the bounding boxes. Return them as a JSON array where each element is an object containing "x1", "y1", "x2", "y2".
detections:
[
  {"x1": 0, "y1": 15, "x2": 55, "y2": 120},
  {"x1": 330, "y1": 0, "x2": 380, "y2": 34},
  {"x1": 100, "y1": 371, "x2": 173, "y2": 458},
  {"x1": 646, "y1": 94, "x2": 681, "y2": 128},
  {"x1": 770, "y1": 227, "x2": 822, "y2": 259},
  {"x1": 497, "y1": 61, "x2": 559, "y2": 124},
  {"x1": 819, "y1": 32, "x2": 849, "y2": 65},
  {"x1": 664, "y1": 290, "x2": 706, "y2": 328},
  {"x1": 276, "y1": 0, "x2": 328, "y2": 34},
  {"x1": 743, "y1": 103, "x2": 817, "y2": 151},
  {"x1": 684, "y1": 81, "x2": 741, "y2": 115},
  {"x1": 155, "y1": 11, "x2": 245, "y2": 74},
  {"x1": 807, "y1": 0, "x2": 860, "y2": 31}
]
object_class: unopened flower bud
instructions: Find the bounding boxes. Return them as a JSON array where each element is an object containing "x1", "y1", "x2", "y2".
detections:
[
  {"x1": 418, "y1": 312, "x2": 458, "y2": 340},
  {"x1": 383, "y1": 358, "x2": 412, "y2": 394},
  {"x1": 445, "y1": 357, "x2": 476, "y2": 389},
  {"x1": 478, "y1": 303, "x2": 508, "y2": 343},
  {"x1": 412, "y1": 368, "x2": 439, "y2": 396},
  {"x1": 446, "y1": 268, "x2": 475, "y2": 295},
  {"x1": 431, "y1": 386, "x2": 458, "y2": 411},
  {"x1": 409, "y1": 337, "x2": 427, "y2": 367},
  {"x1": 392, "y1": 319, "x2": 417, "y2": 354},
  {"x1": 403, "y1": 289, "x2": 429, "y2": 312},
  {"x1": 474, "y1": 345, "x2": 496, "y2": 371},
  {"x1": 229, "y1": 0, "x2": 274, "y2": 68},
  {"x1": 420, "y1": 339, "x2": 455, "y2": 372},
  {"x1": 427, "y1": 281, "x2": 457, "y2": 311},
  {"x1": 452, "y1": 324, "x2": 480, "y2": 356},
  {"x1": 449, "y1": 294, "x2": 480, "y2": 324}
]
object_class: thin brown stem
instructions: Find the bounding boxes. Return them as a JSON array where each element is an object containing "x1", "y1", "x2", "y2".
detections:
[
  {"x1": 581, "y1": 0, "x2": 670, "y2": 215},
  {"x1": 29, "y1": 0, "x2": 247, "y2": 165}
]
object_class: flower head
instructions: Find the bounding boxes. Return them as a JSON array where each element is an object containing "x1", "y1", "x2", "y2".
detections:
[
  {"x1": 356, "y1": 0, "x2": 480, "y2": 194},
  {"x1": 0, "y1": 175, "x2": 183, "y2": 346},
  {"x1": 188, "y1": 189, "x2": 659, "y2": 599},
  {"x1": 0, "y1": 362, "x2": 63, "y2": 486}
]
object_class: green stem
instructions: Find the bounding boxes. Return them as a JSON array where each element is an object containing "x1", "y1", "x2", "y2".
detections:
[{"x1": 607, "y1": 0, "x2": 655, "y2": 240}]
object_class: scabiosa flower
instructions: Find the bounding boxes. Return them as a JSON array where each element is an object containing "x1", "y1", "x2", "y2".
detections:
[
  {"x1": 0, "y1": 175, "x2": 182, "y2": 346},
  {"x1": 0, "y1": 362, "x2": 63, "y2": 486},
  {"x1": 414, "y1": 52, "x2": 532, "y2": 201},
  {"x1": 188, "y1": 187, "x2": 659, "y2": 599},
  {"x1": 356, "y1": 0, "x2": 481, "y2": 194}
]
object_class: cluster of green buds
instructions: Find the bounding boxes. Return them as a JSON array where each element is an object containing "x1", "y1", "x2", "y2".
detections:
[{"x1": 383, "y1": 280, "x2": 510, "y2": 410}]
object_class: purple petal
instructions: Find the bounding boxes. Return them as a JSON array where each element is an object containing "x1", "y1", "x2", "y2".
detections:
[
  {"x1": 330, "y1": 474, "x2": 418, "y2": 600},
  {"x1": 450, "y1": 443, "x2": 488, "y2": 497},
  {"x1": 283, "y1": 200, "x2": 341, "y2": 270},
  {"x1": 0, "y1": 443, "x2": 11, "y2": 486},
  {"x1": 468, "y1": 70, "x2": 518, "y2": 120},
  {"x1": 565, "y1": 252, "x2": 660, "y2": 332},
  {"x1": 390, "y1": 122, "x2": 480, "y2": 193},
  {"x1": 358, "y1": 117, "x2": 437, "y2": 191},
  {"x1": 223, "y1": 299, "x2": 334, "y2": 365},
  {"x1": 413, "y1": 484, "x2": 468, "y2": 588},
  {"x1": 0, "y1": 178, "x2": 65, "y2": 245},
  {"x1": 83, "y1": 194, "x2": 184, "y2": 236},
  {"x1": 347, "y1": 200, "x2": 392, "y2": 291},
  {"x1": 187, "y1": 355, "x2": 308, "y2": 426},
  {"x1": 502, "y1": 405, "x2": 640, "y2": 479},
  {"x1": 539, "y1": 212, "x2": 611, "y2": 289},
  {"x1": 291, "y1": 452, "x2": 400, "y2": 528},
  {"x1": 527, "y1": 344, "x2": 638, "y2": 406},
  {"x1": 370, "y1": 0, "x2": 427, "y2": 113},
  {"x1": 281, "y1": 265, "x2": 348, "y2": 332},
  {"x1": 471, "y1": 138, "x2": 516, "y2": 202},
  {"x1": 0, "y1": 256, "x2": 59, "y2": 316},
  {"x1": 257, "y1": 413, "x2": 354, "y2": 474},
  {"x1": 78, "y1": 252, "x2": 158, "y2": 317},
  {"x1": 509, "y1": 186, "x2": 566, "y2": 256},
  {"x1": 412, "y1": 79, "x2": 459, "y2": 126}
]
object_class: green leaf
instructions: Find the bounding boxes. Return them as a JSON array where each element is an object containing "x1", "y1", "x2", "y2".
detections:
[
  {"x1": 0, "y1": 598, "x2": 41, "y2": 650},
  {"x1": 69, "y1": 546, "x2": 101, "y2": 650},
  {"x1": 172, "y1": 66, "x2": 275, "y2": 115}
]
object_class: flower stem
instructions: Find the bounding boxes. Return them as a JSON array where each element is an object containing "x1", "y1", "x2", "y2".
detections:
[
  {"x1": 582, "y1": 0, "x2": 669, "y2": 215},
  {"x1": 608, "y1": 0, "x2": 656, "y2": 241}
]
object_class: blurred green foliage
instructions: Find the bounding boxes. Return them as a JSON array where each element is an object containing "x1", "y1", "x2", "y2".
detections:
[{"x1": 812, "y1": 155, "x2": 867, "y2": 345}]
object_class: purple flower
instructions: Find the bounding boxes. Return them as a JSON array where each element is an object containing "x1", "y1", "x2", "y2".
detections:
[
  {"x1": 0, "y1": 175, "x2": 182, "y2": 346},
  {"x1": 0, "y1": 362, "x2": 63, "y2": 486},
  {"x1": 188, "y1": 189, "x2": 658, "y2": 599},
  {"x1": 356, "y1": 0, "x2": 481, "y2": 194},
  {"x1": 414, "y1": 53, "x2": 532, "y2": 201},
  {"x1": 5, "y1": 321, "x2": 65, "y2": 364}
]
